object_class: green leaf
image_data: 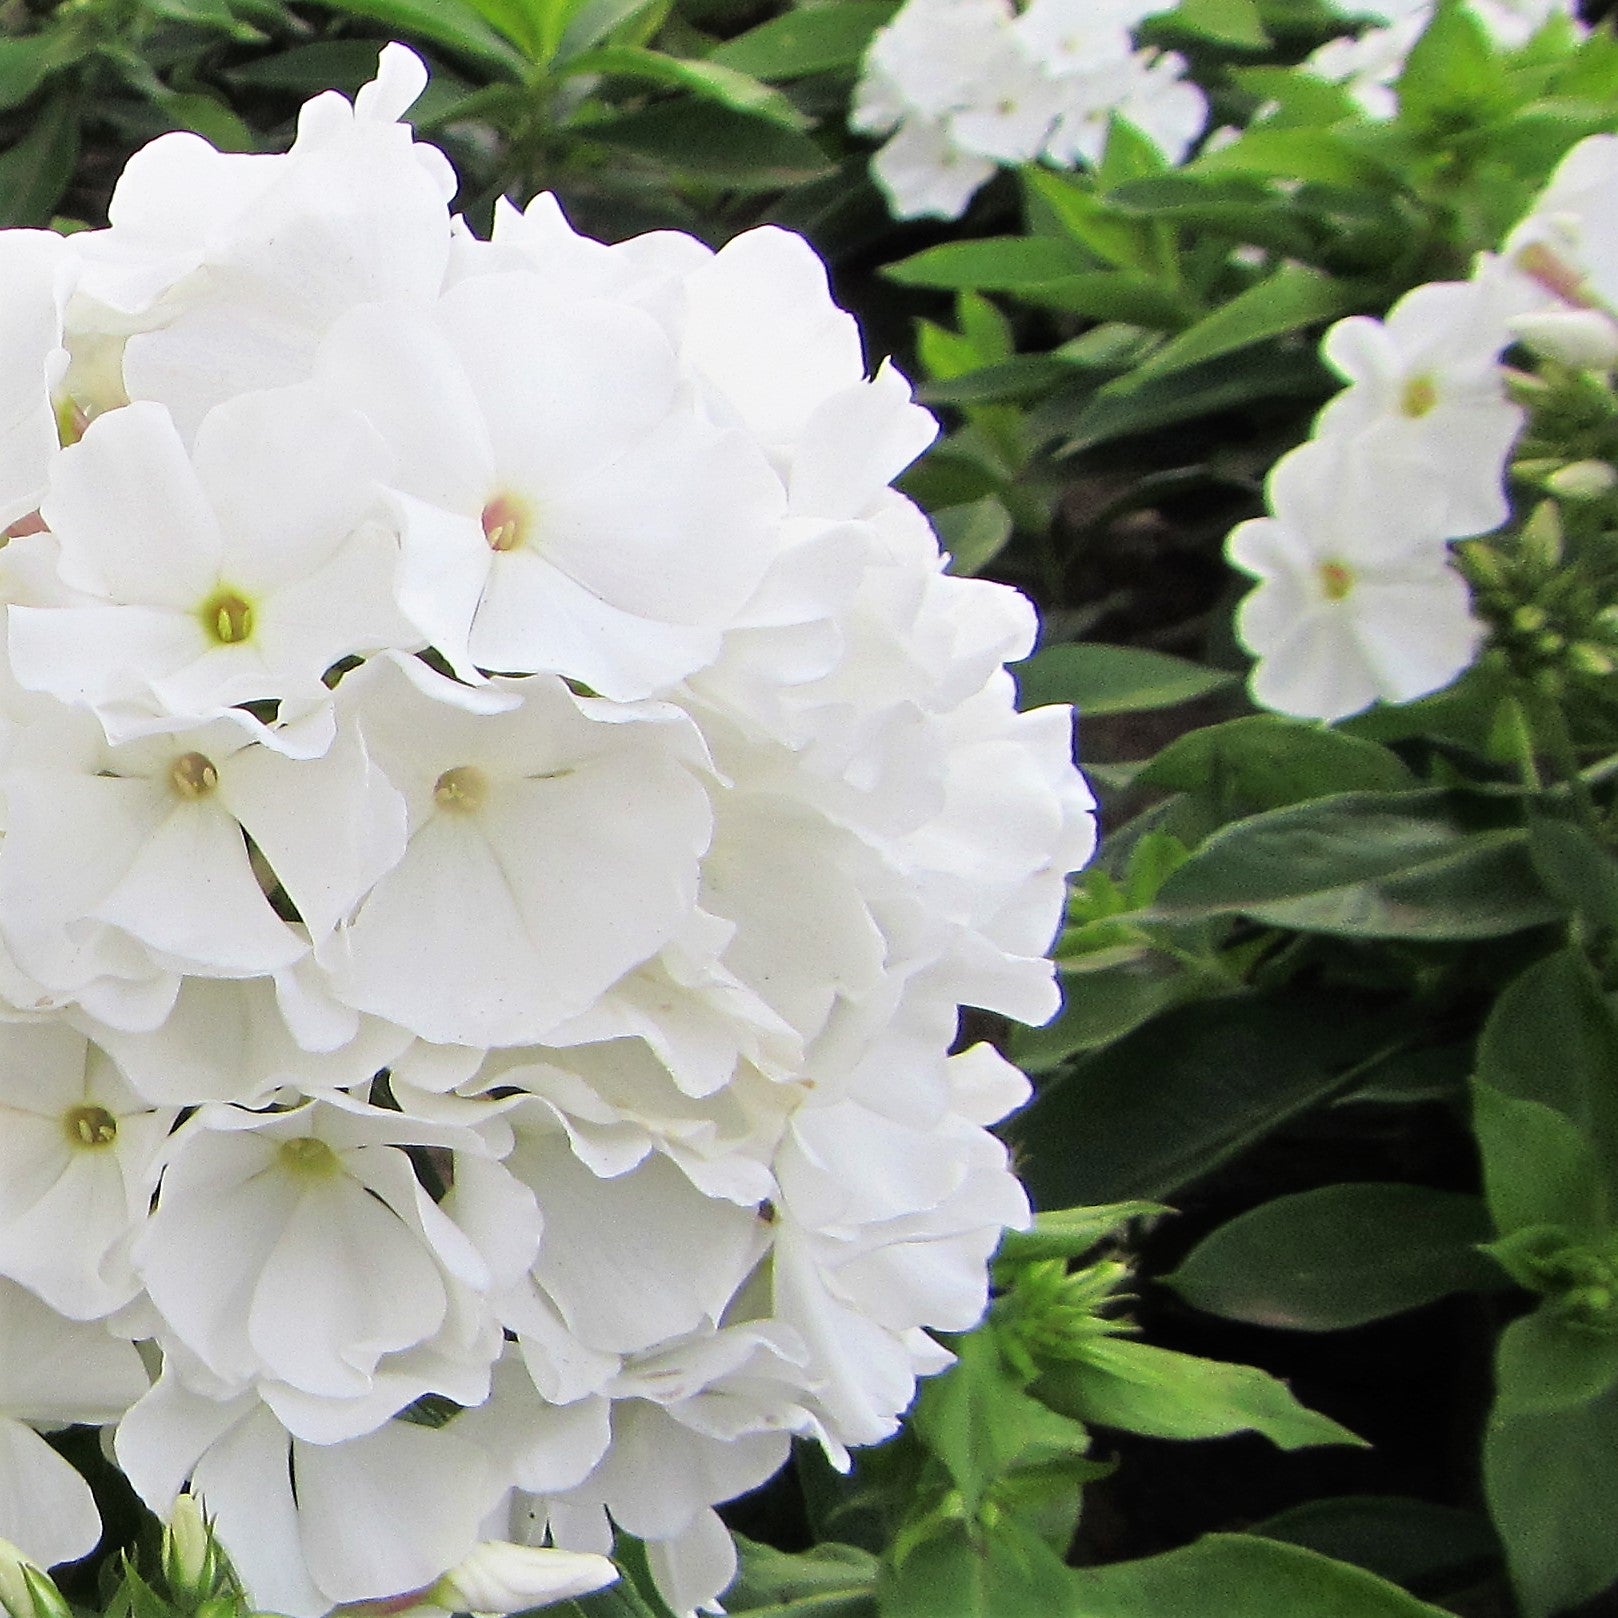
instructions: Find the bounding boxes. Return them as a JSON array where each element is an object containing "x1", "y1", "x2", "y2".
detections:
[
  {"x1": 557, "y1": 0, "x2": 661, "y2": 55},
  {"x1": 581, "y1": 101, "x2": 832, "y2": 187},
  {"x1": 1024, "y1": 168, "x2": 1165, "y2": 276},
  {"x1": 0, "y1": 93, "x2": 78, "y2": 229},
  {"x1": 884, "y1": 237, "x2": 1092, "y2": 291},
  {"x1": 1138, "y1": 717, "x2": 1416, "y2": 821},
  {"x1": 997, "y1": 1202, "x2": 1167, "y2": 1264},
  {"x1": 878, "y1": 1518, "x2": 1078, "y2": 1618},
  {"x1": 308, "y1": 0, "x2": 529, "y2": 72},
  {"x1": 1009, "y1": 956, "x2": 1207, "y2": 1069},
  {"x1": 1485, "y1": 1382, "x2": 1618, "y2": 1618},
  {"x1": 1070, "y1": 1533, "x2": 1464, "y2": 1618},
  {"x1": 1151, "y1": 791, "x2": 1562, "y2": 941},
  {"x1": 1011, "y1": 271, "x2": 1194, "y2": 327},
  {"x1": 707, "y1": 4, "x2": 898, "y2": 79},
  {"x1": 1168, "y1": 0, "x2": 1268, "y2": 46},
  {"x1": 562, "y1": 46, "x2": 811, "y2": 128},
  {"x1": 1166, "y1": 1183, "x2": 1501, "y2": 1330},
  {"x1": 1106, "y1": 173, "x2": 1318, "y2": 258},
  {"x1": 1472, "y1": 1081, "x2": 1610, "y2": 1240},
  {"x1": 936, "y1": 496, "x2": 1013, "y2": 576},
  {"x1": 725, "y1": 1537, "x2": 879, "y2": 1618},
  {"x1": 1119, "y1": 262, "x2": 1364, "y2": 386},
  {"x1": 1477, "y1": 949, "x2": 1618, "y2": 1173},
  {"x1": 1528, "y1": 816, "x2": 1618, "y2": 936},
  {"x1": 913, "y1": 1331, "x2": 1092, "y2": 1514},
  {"x1": 1254, "y1": 1496, "x2": 1499, "y2": 1587},
  {"x1": 1192, "y1": 125, "x2": 1401, "y2": 187},
  {"x1": 918, "y1": 355, "x2": 1076, "y2": 406},
  {"x1": 0, "y1": 35, "x2": 67, "y2": 113},
  {"x1": 1495, "y1": 1305, "x2": 1618, "y2": 1417},
  {"x1": 1008, "y1": 990, "x2": 1401, "y2": 1205},
  {"x1": 1395, "y1": 0, "x2": 1508, "y2": 122},
  {"x1": 1054, "y1": 344, "x2": 1328, "y2": 450},
  {"x1": 1013, "y1": 644, "x2": 1235, "y2": 715},
  {"x1": 1038, "y1": 1336, "x2": 1364, "y2": 1448}
]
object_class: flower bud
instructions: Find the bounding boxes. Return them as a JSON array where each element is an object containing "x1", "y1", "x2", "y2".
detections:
[
  {"x1": 164, "y1": 1493, "x2": 225, "y2": 1602},
  {"x1": 1547, "y1": 459, "x2": 1618, "y2": 500},
  {"x1": 429, "y1": 1543, "x2": 618, "y2": 1616},
  {"x1": 1518, "y1": 499, "x2": 1565, "y2": 570},
  {"x1": 0, "y1": 1544, "x2": 70, "y2": 1618},
  {"x1": 1570, "y1": 642, "x2": 1617, "y2": 677},
  {"x1": 1511, "y1": 308, "x2": 1618, "y2": 371}
]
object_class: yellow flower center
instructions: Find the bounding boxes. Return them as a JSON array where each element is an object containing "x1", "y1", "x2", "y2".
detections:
[
  {"x1": 433, "y1": 765, "x2": 489, "y2": 814},
  {"x1": 200, "y1": 588, "x2": 254, "y2": 646},
  {"x1": 278, "y1": 1136, "x2": 339, "y2": 1177},
  {"x1": 1400, "y1": 375, "x2": 1439, "y2": 418},
  {"x1": 169, "y1": 752, "x2": 219, "y2": 799},
  {"x1": 481, "y1": 492, "x2": 533, "y2": 554},
  {"x1": 63, "y1": 1104, "x2": 117, "y2": 1149},
  {"x1": 1319, "y1": 560, "x2": 1355, "y2": 601}
]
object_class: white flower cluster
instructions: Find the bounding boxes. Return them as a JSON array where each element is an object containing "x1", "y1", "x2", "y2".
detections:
[
  {"x1": 1306, "y1": 0, "x2": 1583, "y2": 117},
  {"x1": 851, "y1": 0, "x2": 1206, "y2": 220},
  {"x1": 0, "y1": 45, "x2": 1096, "y2": 1618},
  {"x1": 1227, "y1": 133, "x2": 1618, "y2": 722}
]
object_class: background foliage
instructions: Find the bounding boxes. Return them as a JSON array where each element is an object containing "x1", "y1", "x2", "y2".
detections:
[{"x1": 7, "y1": 0, "x2": 1618, "y2": 1615}]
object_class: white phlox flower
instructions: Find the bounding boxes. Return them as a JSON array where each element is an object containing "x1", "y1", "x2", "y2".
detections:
[
  {"x1": 1315, "y1": 279, "x2": 1523, "y2": 538},
  {"x1": 851, "y1": 0, "x2": 1199, "y2": 220},
  {"x1": 1228, "y1": 435, "x2": 1486, "y2": 721},
  {"x1": 0, "y1": 45, "x2": 1098, "y2": 1618}
]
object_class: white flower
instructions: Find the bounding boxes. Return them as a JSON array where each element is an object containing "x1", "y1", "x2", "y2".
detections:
[
  {"x1": 0, "y1": 1279, "x2": 148, "y2": 1569},
  {"x1": 1228, "y1": 436, "x2": 1485, "y2": 720},
  {"x1": 1315, "y1": 279, "x2": 1523, "y2": 537},
  {"x1": 0, "y1": 1022, "x2": 173, "y2": 1317}
]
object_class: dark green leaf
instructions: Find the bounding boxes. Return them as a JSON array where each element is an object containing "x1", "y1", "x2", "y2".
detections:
[
  {"x1": 1055, "y1": 344, "x2": 1328, "y2": 450},
  {"x1": 1008, "y1": 990, "x2": 1399, "y2": 1205},
  {"x1": 1166, "y1": 1183, "x2": 1501, "y2": 1330},
  {"x1": 1151, "y1": 791, "x2": 1561, "y2": 940},
  {"x1": 1476, "y1": 949, "x2": 1618, "y2": 1172},
  {"x1": 1255, "y1": 1496, "x2": 1499, "y2": 1588},
  {"x1": 1011, "y1": 271, "x2": 1194, "y2": 327},
  {"x1": 707, "y1": 4, "x2": 899, "y2": 79},
  {"x1": 1009, "y1": 956, "x2": 1206, "y2": 1069},
  {"x1": 1528, "y1": 816, "x2": 1618, "y2": 936},
  {"x1": 1484, "y1": 1382, "x2": 1618, "y2": 1618},
  {"x1": 581, "y1": 101, "x2": 833, "y2": 187},
  {"x1": 937, "y1": 496, "x2": 1013, "y2": 576},
  {"x1": 1039, "y1": 1336, "x2": 1363, "y2": 1448},
  {"x1": 1494, "y1": 1306, "x2": 1618, "y2": 1417},
  {"x1": 997, "y1": 1202, "x2": 1167, "y2": 1264},
  {"x1": 884, "y1": 237, "x2": 1092, "y2": 291},
  {"x1": 306, "y1": 0, "x2": 529, "y2": 73},
  {"x1": 1472, "y1": 1081, "x2": 1610, "y2": 1239},
  {"x1": 0, "y1": 35, "x2": 66, "y2": 114},
  {"x1": 558, "y1": 0, "x2": 661, "y2": 55},
  {"x1": 726, "y1": 1537, "x2": 879, "y2": 1618},
  {"x1": 0, "y1": 94, "x2": 78, "y2": 229},
  {"x1": 878, "y1": 1517, "x2": 1078, "y2": 1618},
  {"x1": 1475, "y1": 1087, "x2": 1611, "y2": 1236},
  {"x1": 1138, "y1": 717, "x2": 1416, "y2": 820},
  {"x1": 918, "y1": 354, "x2": 1075, "y2": 406},
  {"x1": 562, "y1": 46, "x2": 811, "y2": 128},
  {"x1": 1120, "y1": 263, "x2": 1365, "y2": 385},
  {"x1": 1014, "y1": 643, "x2": 1236, "y2": 715},
  {"x1": 1070, "y1": 1532, "x2": 1458, "y2": 1618},
  {"x1": 1107, "y1": 173, "x2": 1317, "y2": 257}
]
